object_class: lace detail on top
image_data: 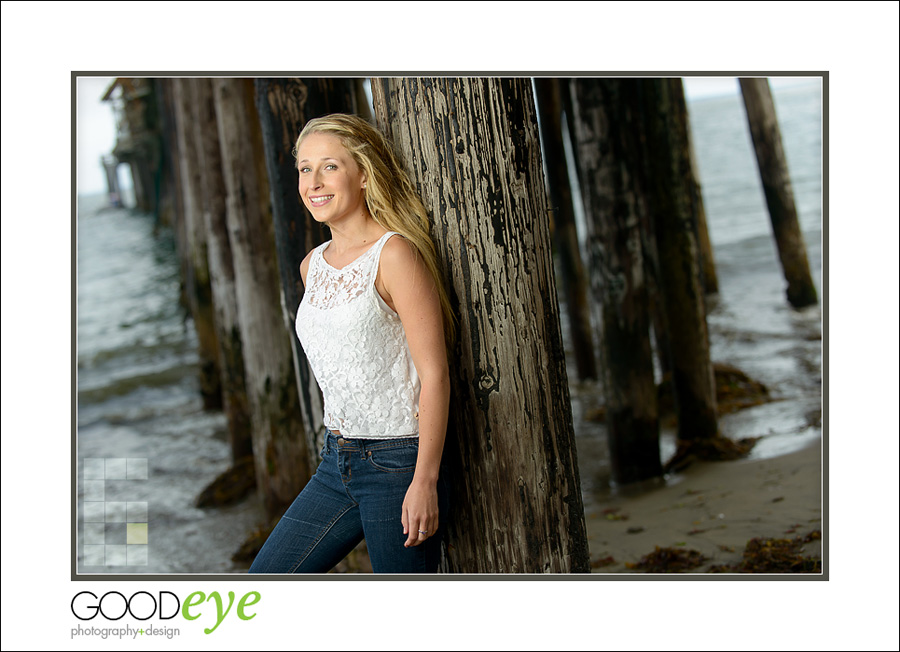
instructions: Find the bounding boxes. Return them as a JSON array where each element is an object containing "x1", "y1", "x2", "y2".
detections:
[
  {"x1": 303, "y1": 243, "x2": 377, "y2": 311},
  {"x1": 296, "y1": 232, "x2": 420, "y2": 439}
]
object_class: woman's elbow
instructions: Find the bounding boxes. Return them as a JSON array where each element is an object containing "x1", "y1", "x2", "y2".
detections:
[{"x1": 420, "y1": 363, "x2": 450, "y2": 394}]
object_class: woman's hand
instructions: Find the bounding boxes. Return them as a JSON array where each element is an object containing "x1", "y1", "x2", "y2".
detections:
[{"x1": 402, "y1": 479, "x2": 439, "y2": 547}]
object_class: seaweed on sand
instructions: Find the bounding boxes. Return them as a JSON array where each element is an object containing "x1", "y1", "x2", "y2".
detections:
[{"x1": 708, "y1": 530, "x2": 822, "y2": 573}]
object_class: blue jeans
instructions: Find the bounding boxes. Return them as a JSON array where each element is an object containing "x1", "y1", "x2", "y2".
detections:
[{"x1": 249, "y1": 431, "x2": 448, "y2": 573}]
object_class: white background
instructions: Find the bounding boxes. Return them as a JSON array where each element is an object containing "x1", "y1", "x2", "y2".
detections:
[{"x1": 2, "y1": 1, "x2": 898, "y2": 650}]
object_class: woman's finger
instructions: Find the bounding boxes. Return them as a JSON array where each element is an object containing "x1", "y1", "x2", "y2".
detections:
[{"x1": 405, "y1": 521, "x2": 421, "y2": 547}]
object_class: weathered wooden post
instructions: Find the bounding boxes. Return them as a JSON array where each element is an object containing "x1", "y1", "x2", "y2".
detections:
[
  {"x1": 155, "y1": 79, "x2": 189, "y2": 311},
  {"x1": 739, "y1": 77, "x2": 818, "y2": 308},
  {"x1": 570, "y1": 78, "x2": 662, "y2": 484},
  {"x1": 188, "y1": 78, "x2": 254, "y2": 464},
  {"x1": 254, "y1": 77, "x2": 358, "y2": 471},
  {"x1": 372, "y1": 77, "x2": 590, "y2": 573},
  {"x1": 171, "y1": 77, "x2": 223, "y2": 410},
  {"x1": 154, "y1": 79, "x2": 182, "y2": 229},
  {"x1": 685, "y1": 111, "x2": 719, "y2": 294},
  {"x1": 638, "y1": 78, "x2": 720, "y2": 452},
  {"x1": 533, "y1": 77, "x2": 598, "y2": 382},
  {"x1": 213, "y1": 78, "x2": 311, "y2": 518}
]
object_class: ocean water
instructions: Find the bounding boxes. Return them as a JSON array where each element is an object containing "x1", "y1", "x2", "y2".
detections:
[
  {"x1": 76, "y1": 194, "x2": 261, "y2": 574},
  {"x1": 75, "y1": 81, "x2": 823, "y2": 573}
]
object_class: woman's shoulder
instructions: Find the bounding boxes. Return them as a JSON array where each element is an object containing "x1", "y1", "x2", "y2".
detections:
[
  {"x1": 377, "y1": 233, "x2": 432, "y2": 297},
  {"x1": 379, "y1": 232, "x2": 418, "y2": 271}
]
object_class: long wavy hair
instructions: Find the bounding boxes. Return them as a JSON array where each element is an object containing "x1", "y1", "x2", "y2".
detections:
[{"x1": 294, "y1": 113, "x2": 455, "y2": 347}]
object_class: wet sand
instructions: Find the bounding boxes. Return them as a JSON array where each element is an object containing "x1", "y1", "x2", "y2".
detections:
[{"x1": 584, "y1": 438, "x2": 822, "y2": 574}]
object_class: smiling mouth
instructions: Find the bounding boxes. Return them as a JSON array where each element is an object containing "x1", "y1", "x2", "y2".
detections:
[{"x1": 310, "y1": 195, "x2": 334, "y2": 205}]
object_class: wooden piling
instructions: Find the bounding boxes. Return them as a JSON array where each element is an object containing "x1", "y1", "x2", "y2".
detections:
[
  {"x1": 153, "y1": 79, "x2": 181, "y2": 229},
  {"x1": 685, "y1": 110, "x2": 719, "y2": 294},
  {"x1": 533, "y1": 77, "x2": 599, "y2": 382},
  {"x1": 254, "y1": 77, "x2": 358, "y2": 471},
  {"x1": 639, "y1": 78, "x2": 719, "y2": 444},
  {"x1": 155, "y1": 80, "x2": 189, "y2": 310},
  {"x1": 570, "y1": 78, "x2": 662, "y2": 484},
  {"x1": 188, "y1": 78, "x2": 254, "y2": 461},
  {"x1": 171, "y1": 78, "x2": 223, "y2": 410},
  {"x1": 739, "y1": 77, "x2": 818, "y2": 308},
  {"x1": 213, "y1": 78, "x2": 311, "y2": 519},
  {"x1": 373, "y1": 77, "x2": 590, "y2": 573}
]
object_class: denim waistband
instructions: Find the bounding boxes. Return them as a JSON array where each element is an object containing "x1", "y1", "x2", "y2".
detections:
[{"x1": 324, "y1": 429, "x2": 418, "y2": 452}]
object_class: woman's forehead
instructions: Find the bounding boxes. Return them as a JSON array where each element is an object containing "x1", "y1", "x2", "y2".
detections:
[{"x1": 297, "y1": 131, "x2": 347, "y2": 156}]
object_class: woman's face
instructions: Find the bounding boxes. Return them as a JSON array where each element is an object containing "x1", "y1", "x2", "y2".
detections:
[{"x1": 296, "y1": 132, "x2": 367, "y2": 226}]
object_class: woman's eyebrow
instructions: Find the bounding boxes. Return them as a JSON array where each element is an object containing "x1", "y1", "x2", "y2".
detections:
[{"x1": 297, "y1": 156, "x2": 339, "y2": 164}]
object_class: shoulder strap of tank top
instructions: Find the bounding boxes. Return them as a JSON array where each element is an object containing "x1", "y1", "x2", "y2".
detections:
[
  {"x1": 305, "y1": 240, "x2": 330, "y2": 285},
  {"x1": 367, "y1": 231, "x2": 400, "y2": 277}
]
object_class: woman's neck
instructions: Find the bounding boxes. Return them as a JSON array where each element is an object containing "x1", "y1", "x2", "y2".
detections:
[{"x1": 328, "y1": 216, "x2": 387, "y2": 254}]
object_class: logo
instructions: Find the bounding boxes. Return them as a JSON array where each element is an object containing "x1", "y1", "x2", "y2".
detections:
[{"x1": 70, "y1": 590, "x2": 260, "y2": 636}]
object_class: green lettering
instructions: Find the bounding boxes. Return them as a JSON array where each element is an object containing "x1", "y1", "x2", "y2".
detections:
[
  {"x1": 237, "y1": 592, "x2": 261, "y2": 621},
  {"x1": 203, "y1": 591, "x2": 236, "y2": 635},
  {"x1": 182, "y1": 592, "x2": 205, "y2": 621}
]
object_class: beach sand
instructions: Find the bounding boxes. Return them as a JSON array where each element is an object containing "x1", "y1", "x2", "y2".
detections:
[{"x1": 584, "y1": 438, "x2": 823, "y2": 574}]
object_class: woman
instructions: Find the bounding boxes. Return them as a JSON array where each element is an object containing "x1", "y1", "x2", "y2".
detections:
[{"x1": 249, "y1": 114, "x2": 454, "y2": 574}]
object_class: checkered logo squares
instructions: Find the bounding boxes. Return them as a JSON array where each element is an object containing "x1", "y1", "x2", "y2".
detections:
[{"x1": 81, "y1": 458, "x2": 148, "y2": 566}]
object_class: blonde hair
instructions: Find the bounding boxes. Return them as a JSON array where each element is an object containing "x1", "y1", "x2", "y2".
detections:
[{"x1": 294, "y1": 113, "x2": 455, "y2": 346}]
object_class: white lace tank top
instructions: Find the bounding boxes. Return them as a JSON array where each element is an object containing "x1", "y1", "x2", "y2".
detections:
[{"x1": 296, "y1": 231, "x2": 420, "y2": 439}]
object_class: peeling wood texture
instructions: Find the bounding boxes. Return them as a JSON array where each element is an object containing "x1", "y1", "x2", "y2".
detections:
[
  {"x1": 570, "y1": 79, "x2": 662, "y2": 484},
  {"x1": 171, "y1": 78, "x2": 222, "y2": 410},
  {"x1": 254, "y1": 78, "x2": 357, "y2": 470},
  {"x1": 372, "y1": 77, "x2": 590, "y2": 573},
  {"x1": 739, "y1": 78, "x2": 818, "y2": 308},
  {"x1": 533, "y1": 78, "x2": 598, "y2": 381},
  {"x1": 189, "y1": 78, "x2": 253, "y2": 461},
  {"x1": 213, "y1": 78, "x2": 311, "y2": 519},
  {"x1": 639, "y1": 79, "x2": 719, "y2": 442}
]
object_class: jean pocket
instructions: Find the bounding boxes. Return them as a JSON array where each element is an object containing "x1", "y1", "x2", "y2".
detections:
[{"x1": 365, "y1": 441, "x2": 418, "y2": 473}]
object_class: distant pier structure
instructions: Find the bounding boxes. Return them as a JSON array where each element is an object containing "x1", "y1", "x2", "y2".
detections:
[
  {"x1": 101, "y1": 78, "x2": 162, "y2": 215},
  {"x1": 100, "y1": 154, "x2": 122, "y2": 206}
]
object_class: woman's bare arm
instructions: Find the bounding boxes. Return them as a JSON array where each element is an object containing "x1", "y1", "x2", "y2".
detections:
[{"x1": 377, "y1": 235, "x2": 450, "y2": 547}]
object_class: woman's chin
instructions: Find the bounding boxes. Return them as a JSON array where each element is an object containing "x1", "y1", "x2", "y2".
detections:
[{"x1": 307, "y1": 209, "x2": 330, "y2": 224}]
